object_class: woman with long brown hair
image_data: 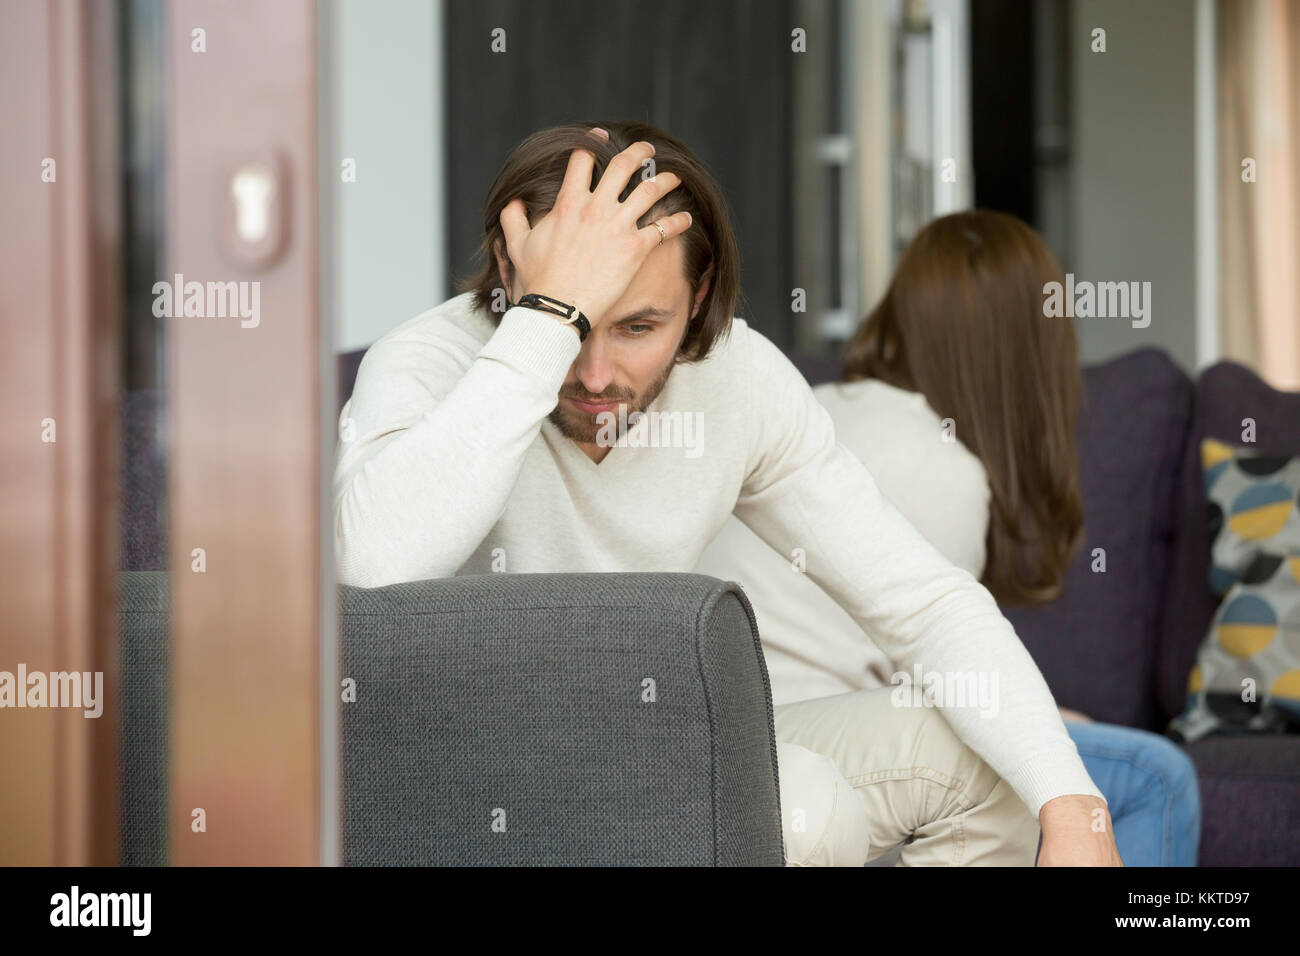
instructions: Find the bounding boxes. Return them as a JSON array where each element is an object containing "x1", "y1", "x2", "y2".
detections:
[{"x1": 697, "y1": 209, "x2": 1200, "y2": 866}]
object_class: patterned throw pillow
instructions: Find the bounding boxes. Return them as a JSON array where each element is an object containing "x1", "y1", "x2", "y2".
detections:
[
  {"x1": 1168, "y1": 439, "x2": 1300, "y2": 742},
  {"x1": 1202, "y1": 438, "x2": 1300, "y2": 594},
  {"x1": 1169, "y1": 553, "x2": 1300, "y2": 741}
]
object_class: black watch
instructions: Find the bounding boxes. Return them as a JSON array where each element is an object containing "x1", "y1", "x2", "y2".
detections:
[{"x1": 513, "y1": 293, "x2": 591, "y2": 341}]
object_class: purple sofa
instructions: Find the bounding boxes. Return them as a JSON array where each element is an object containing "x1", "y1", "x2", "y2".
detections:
[
  {"x1": 124, "y1": 344, "x2": 1300, "y2": 866},
  {"x1": 766, "y1": 347, "x2": 1300, "y2": 867},
  {"x1": 1005, "y1": 350, "x2": 1300, "y2": 867},
  {"x1": 791, "y1": 347, "x2": 1300, "y2": 868}
]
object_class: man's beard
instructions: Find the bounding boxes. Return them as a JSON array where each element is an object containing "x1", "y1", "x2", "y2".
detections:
[{"x1": 549, "y1": 358, "x2": 676, "y2": 444}]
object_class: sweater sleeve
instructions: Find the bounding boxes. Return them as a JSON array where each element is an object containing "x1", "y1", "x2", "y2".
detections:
[
  {"x1": 733, "y1": 331, "x2": 1104, "y2": 818},
  {"x1": 333, "y1": 305, "x2": 581, "y2": 587}
]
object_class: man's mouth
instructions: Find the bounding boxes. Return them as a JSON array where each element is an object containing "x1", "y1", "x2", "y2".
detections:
[{"x1": 567, "y1": 396, "x2": 627, "y2": 414}]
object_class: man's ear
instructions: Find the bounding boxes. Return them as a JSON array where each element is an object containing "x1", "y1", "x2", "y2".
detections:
[
  {"x1": 690, "y1": 263, "x2": 714, "y2": 320},
  {"x1": 493, "y1": 238, "x2": 515, "y2": 299}
]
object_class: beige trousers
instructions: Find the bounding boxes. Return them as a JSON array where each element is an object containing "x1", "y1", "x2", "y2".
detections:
[{"x1": 773, "y1": 687, "x2": 1041, "y2": 866}]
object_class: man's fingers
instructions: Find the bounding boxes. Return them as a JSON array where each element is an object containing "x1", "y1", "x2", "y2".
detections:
[
  {"x1": 592, "y1": 141, "x2": 656, "y2": 205},
  {"x1": 640, "y1": 209, "x2": 693, "y2": 249},
  {"x1": 556, "y1": 128, "x2": 608, "y2": 202},
  {"x1": 559, "y1": 138, "x2": 600, "y2": 202},
  {"x1": 498, "y1": 198, "x2": 530, "y2": 255},
  {"x1": 621, "y1": 172, "x2": 681, "y2": 225}
]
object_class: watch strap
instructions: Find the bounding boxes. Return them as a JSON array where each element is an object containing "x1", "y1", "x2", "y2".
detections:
[{"x1": 514, "y1": 293, "x2": 591, "y2": 341}]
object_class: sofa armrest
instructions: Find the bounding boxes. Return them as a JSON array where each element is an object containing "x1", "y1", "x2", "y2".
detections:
[{"x1": 341, "y1": 571, "x2": 784, "y2": 865}]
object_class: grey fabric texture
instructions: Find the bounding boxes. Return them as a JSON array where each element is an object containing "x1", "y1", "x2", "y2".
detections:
[
  {"x1": 117, "y1": 569, "x2": 783, "y2": 866},
  {"x1": 118, "y1": 570, "x2": 169, "y2": 865},
  {"x1": 340, "y1": 571, "x2": 785, "y2": 866}
]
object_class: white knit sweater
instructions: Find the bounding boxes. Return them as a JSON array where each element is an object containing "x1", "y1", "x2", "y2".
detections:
[
  {"x1": 695, "y1": 379, "x2": 996, "y2": 706},
  {"x1": 334, "y1": 293, "x2": 1104, "y2": 817}
]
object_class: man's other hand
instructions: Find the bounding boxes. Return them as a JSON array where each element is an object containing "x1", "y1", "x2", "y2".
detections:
[{"x1": 1036, "y1": 794, "x2": 1124, "y2": 866}]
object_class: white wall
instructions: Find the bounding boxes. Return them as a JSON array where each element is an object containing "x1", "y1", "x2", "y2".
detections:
[
  {"x1": 1070, "y1": 0, "x2": 1198, "y2": 370},
  {"x1": 329, "y1": 0, "x2": 444, "y2": 353}
]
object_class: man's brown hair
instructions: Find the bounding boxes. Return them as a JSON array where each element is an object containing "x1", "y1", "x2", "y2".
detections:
[
  {"x1": 842, "y1": 209, "x2": 1085, "y2": 607},
  {"x1": 456, "y1": 120, "x2": 743, "y2": 363}
]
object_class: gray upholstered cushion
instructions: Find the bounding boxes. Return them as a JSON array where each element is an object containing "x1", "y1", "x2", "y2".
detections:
[
  {"x1": 118, "y1": 570, "x2": 783, "y2": 865},
  {"x1": 341, "y1": 571, "x2": 784, "y2": 865}
]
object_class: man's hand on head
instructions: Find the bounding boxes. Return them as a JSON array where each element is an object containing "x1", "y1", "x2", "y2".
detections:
[
  {"x1": 497, "y1": 129, "x2": 692, "y2": 330},
  {"x1": 1036, "y1": 794, "x2": 1125, "y2": 866}
]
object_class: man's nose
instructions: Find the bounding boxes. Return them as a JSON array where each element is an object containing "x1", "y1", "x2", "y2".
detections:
[{"x1": 573, "y1": 336, "x2": 616, "y2": 395}]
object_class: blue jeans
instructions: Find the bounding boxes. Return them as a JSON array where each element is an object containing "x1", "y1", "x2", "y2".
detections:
[{"x1": 1065, "y1": 720, "x2": 1201, "y2": 866}]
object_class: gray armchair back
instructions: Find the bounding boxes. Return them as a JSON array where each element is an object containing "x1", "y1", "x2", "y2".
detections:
[
  {"x1": 118, "y1": 569, "x2": 786, "y2": 865},
  {"x1": 341, "y1": 571, "x2": 784, "y2": 865}
]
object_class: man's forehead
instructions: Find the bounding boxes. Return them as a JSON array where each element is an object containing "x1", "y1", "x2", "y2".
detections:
[{"x1": 614, "y1": 243, "x2": 691, "y2": 319}]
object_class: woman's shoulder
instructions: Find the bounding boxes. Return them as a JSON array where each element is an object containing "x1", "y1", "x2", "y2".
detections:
[
  {"x1": 812, "y1": 377, "x2": 991, "y2": 516},
  {"x1": 814, "y1": 377, "x2": 991, "y2": 575},
  {"x1": 813, "y1": 378, "x2": 942, "y2": 432},
  {"x1": 814, "y1": 379, "x2": 973, "y2": 459}
]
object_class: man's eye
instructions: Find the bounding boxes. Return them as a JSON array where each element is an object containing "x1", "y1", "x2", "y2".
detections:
[{"x1": 623, "y1": 324, "x2": 654, "y2": 336}]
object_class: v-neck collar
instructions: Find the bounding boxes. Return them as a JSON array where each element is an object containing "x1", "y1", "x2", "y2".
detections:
[{"x1": 543, "y1": 411, "x2": 652, "y2": 472}]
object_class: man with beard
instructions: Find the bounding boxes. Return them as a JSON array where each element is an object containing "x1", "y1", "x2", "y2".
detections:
[{"x1": 334, "y1": 121, "x2": 1119, "y2": 867}]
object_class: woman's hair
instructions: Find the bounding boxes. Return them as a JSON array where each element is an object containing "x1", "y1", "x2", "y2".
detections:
[
  {"x1": 842, "y1": 209, "x2": 1084, "y2": 607},
  {"x1": 456, "y1": 120, "x2": 743, "y2": 363}
]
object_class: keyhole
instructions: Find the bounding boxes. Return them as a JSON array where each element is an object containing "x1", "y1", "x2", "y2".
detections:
[{"x1": 231, "y1": 165, "x2": 275, "y2": 244}]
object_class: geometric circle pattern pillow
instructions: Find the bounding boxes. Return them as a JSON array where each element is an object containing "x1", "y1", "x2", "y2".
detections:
[
  {"x1": 1202, "y1": 438, "x2": 1300, "y2": 596},
  {"x1": 1168, "y1": 552, "x2": 1300, "y2": 742}
]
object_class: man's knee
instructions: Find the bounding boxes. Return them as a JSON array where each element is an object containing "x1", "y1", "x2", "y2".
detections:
[
  {"x1": 895, "y1": 705, "x2": 1039, "y2": 864},
  {"x1": 902, "y1": 700, "x2": 1006, "y2": 802},
  {"x1": 776, "y1": 742, "x2": 872, "y2": 866}
]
